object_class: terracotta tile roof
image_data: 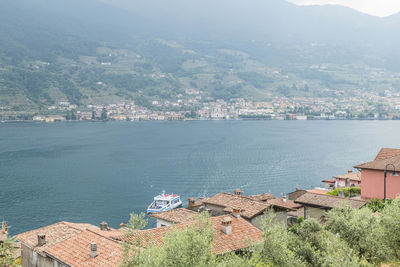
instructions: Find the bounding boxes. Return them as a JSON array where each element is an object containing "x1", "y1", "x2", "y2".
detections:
[
  {"x1": 247, "y1": 193, "x2": 276, "y2": 202},
  {"x1": 374, "y1": 148, "x2": 400, "y2": 161},
  {"x1": 192, "y1": 197, "x2": 210, "y2": 207},
  {"x1": 294, "y1": 192, "x2": 367, "y2": 209},
  {"x1": 15, "y1": 222, "x2": 83, "y2": 254},
  {"x1": 15, "y1": 222, "x2": 121, "y2": 254},
  {"x1": 62, "y1": 222, "x2": 121, "y2": 239},
  {"x1": 321, "y1": 179, "x2": 336, "y2": 183},
  {"x1": 354, "y1": 155, "x2": 400, "y2": 172},
  {"x1": 202, "y1": 193, "x2": 270, "y2": 219},
  {"x1": 149, "y1": 208, "x2": 199, "y2": 224},
  {"x1": 354, "y1": 148, "x2": 400, "y2": 171},
  {"x1": 125, "y1": 215, "x2": 263, "y2": 255},
  {"x1": 333, "y1": 172, "x2": 361, "y2": 182},
  {"x1": 306, "y1": 189, "x2": 329, "y2": 195},
  {"x1": 44, "y1": 230, "x2": 123, "y2": 267},
  {"x1": 266, "y1": 198, "x2": 302, "y2": 211}
]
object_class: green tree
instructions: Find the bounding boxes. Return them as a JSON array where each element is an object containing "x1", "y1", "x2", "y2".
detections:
[
  {"x1": 380, "y1": 199, "x2": 400, "y2": 259},
  {"x1": 121, "y1": 212, "x2": 148, "y2": 267},
  {"x1": 250, "y1": 213, "x2": 307, "y2": 267},
  {"x1": 0, "y1": 237, "x2": 21, "y2": 266},
  {"x1": 325, "y1": 204, "x2": 392, "y2": 264}
]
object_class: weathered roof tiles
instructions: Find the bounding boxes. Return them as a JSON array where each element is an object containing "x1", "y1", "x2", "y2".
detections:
[
  {"x1": 202, "y1": 192, "x2": 271, "y2": 219},
  {"x1": 149, "y1": 208, "x2": 199, "y2": 224},
  {"x1": 294, "y1": 192, "x2": 367, "y2": 209}
]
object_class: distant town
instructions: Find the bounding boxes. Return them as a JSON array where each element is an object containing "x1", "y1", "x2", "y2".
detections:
[{"x1": 3, "y1": 88, "x2": 400, "y2": 122}]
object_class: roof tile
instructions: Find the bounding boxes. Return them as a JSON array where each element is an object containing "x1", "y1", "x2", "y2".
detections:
[
  {"x1": 294, "y1": 192, "x2": 366, "y2": 209},
  {"x1": 44, "y1": 230, "x2": 123, "y2": 267},
  {"x1": 125, "y1": 215, "x2": 262, "y2": 255},
  {"x1": 202, "y1": 193, "x2": 270, "y2": 219},
  {"x1": 149, "y1": 208, "x2": 199, "y2": 223}
]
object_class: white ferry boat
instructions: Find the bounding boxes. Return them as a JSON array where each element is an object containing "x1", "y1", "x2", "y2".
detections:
[{"x1": 147, "y1": 191, "x2": 182, "y2": 214}]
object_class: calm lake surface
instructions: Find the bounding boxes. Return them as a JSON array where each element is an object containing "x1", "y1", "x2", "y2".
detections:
[{"x1": 1, "y1": 120, "x2": 399, "y2": 234}]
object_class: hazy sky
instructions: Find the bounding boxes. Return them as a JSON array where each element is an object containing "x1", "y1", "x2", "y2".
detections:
[{"x1": 288, "y1": 0, "x2": 400, "y2": 17}]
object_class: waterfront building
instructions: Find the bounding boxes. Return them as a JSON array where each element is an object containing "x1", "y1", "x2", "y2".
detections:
[
  {"x1": 322, "y1": 170, "x2": 361, "y2": 189},
  {"x1": 200, "y1": 190, "x2": 296, "y2": 228},
  {"x1": 293, "y1": 192, "x2": 366, "y2": 221},
  {"x1": 15, "y1": 221, "x2": 122, "y2": 267},
  {"x1": 149, "y1": 208, "x2": 198, "y2": 228},
  {"x1": 354, "y1": 148, "x2": 400, "y2": 199}
]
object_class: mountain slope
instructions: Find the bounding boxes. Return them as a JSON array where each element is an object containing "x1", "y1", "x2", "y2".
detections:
[{"x1": 0, "y1": 0, "x2": 399, "y2": 117}]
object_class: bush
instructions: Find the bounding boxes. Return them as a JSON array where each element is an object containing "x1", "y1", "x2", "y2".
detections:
[
  {"x1": 327, "y1": 187, "x2": 361, "y2": 197},
  {"x1": 0, "y1": 237, "x2": 20, "y2": 267},
  {"x1": 325, "y1": 204, "x2": 393, "y2": 264}
]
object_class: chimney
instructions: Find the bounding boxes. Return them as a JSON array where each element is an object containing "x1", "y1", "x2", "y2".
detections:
[
  {"x1": 120, "y1": 222, "x2": 126, "y2": 228},
  {"x1": 234, "y1": 189, "x2": 242, "y2": 196},
  {"x1": 188, "y1": 198, "x2": 196, "y2": 208},
  {"x1": 100, "y1": 221, "x2": 108, "y2": 231},
  {"x1": 348, "y1": 170, "x2": 352, "y2": 174},
  {"x1": 232, "y1": 207, "x2": 241, "y2": 218},
  {"x1": 338, "y1": 190, "x2": 344, "y2": 197},
  {"x1": 90, "y1": 243, "x2": 97, "y2": 258},
  {"x1": 296, "y1": 187, "x2": 300, "y2": 191},
  {"x1": 37, "y1": 234, "x2": 46, "y2": 247},
  {"x1": 221, "y1": 217, "x2": 232, "y2": 235},
  {"x1": 282, "y1": 195, "x2": 287, "y2": 203}
]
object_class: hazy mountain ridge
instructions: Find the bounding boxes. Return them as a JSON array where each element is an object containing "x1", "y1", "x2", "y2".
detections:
[{"x1": 0, "y1": 0, "x2": 399, "y2": 114}]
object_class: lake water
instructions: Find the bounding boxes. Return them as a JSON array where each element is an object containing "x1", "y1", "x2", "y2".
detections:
[{"x1": 1, "y1": 120, "x2": 399, "y2": 234}]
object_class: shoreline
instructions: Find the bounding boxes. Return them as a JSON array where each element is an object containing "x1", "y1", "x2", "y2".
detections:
[{"x1": 1, "y1": 118, "x2": 397, "y2": 123}]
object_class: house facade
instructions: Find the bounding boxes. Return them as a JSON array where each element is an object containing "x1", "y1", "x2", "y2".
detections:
[
  {"x1": 293, "y1": 192, "x2": 366, "y2": 221},
  {"x1": 322, "y1": 170, "x2": 361, "y2": 189},
  {"x1": 354, "y1": 148, "x2": 400, "y2": 200}
]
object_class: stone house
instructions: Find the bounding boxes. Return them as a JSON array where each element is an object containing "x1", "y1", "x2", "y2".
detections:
[
  {"x1": 200, "y1": 190, "x2": 296, "y2": 228},
  {"x1": 293, "y1": 192, "x2": 367, "y2": 221},
  {"x1": 149, "y1": 208, "x2": 199, "y2": 228},
  {"x1": 15, "y1": 221, "x2": 122, "y2": 267}
]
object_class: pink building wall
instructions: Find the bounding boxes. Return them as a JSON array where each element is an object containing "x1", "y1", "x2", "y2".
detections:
[
  {"x1": 361, "y1": 169, "x2": 400, "y2": 199},
  {"x1": 336, "y1": 178, "x2": 361, "y2": 187}
]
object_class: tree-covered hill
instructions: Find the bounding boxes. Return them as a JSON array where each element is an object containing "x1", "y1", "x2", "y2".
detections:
[{"x1": 0, "y1": 0, "x2": 400, "y2": 114}]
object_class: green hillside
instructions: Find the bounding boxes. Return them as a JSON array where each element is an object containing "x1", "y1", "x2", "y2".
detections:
[{"x1": 0, "y1": 0, "x2": 400, "y2": 117}]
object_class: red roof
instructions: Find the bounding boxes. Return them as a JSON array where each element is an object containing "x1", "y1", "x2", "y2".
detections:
[
  {"x1": 149, "y1": 208, "x2": 199, "y2": 223},
  {"x1": 375, "y1": 148, "x2": 400, "y2": 161},
  {"x1": 354, "y1": 148, "x2": 400, "y2": 171},
  {"x1": 202, "y1": 193, "x2": 270, "y2": 219},
  {"x1": 294, "y1": 192, "x2": 367, "y2": 209},
  {"x1": 44, "y1": 230, "x2": 122, "y2": 267},
  {"x1": 124, "y1": 215, "x2": 263, "y2": 255},
  {"x1": 266, "y1": 198, "x2": 302, "y2": 211},
  {"x1": 15, "y1": 221, "x2": 123, "y2": 266}
]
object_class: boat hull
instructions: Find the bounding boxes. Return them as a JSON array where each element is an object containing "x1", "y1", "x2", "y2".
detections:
[{"x1": 147, "y1": 203, "x2": 182, "y2": 214}]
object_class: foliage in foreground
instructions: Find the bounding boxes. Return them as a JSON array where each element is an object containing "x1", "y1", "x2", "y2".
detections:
[
  {"x1": 0, "y1": 237, "x2": 21, "y2": 267},
  {"x1": 121, "y1": 199, "x2": 400, "y2": 267}
]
